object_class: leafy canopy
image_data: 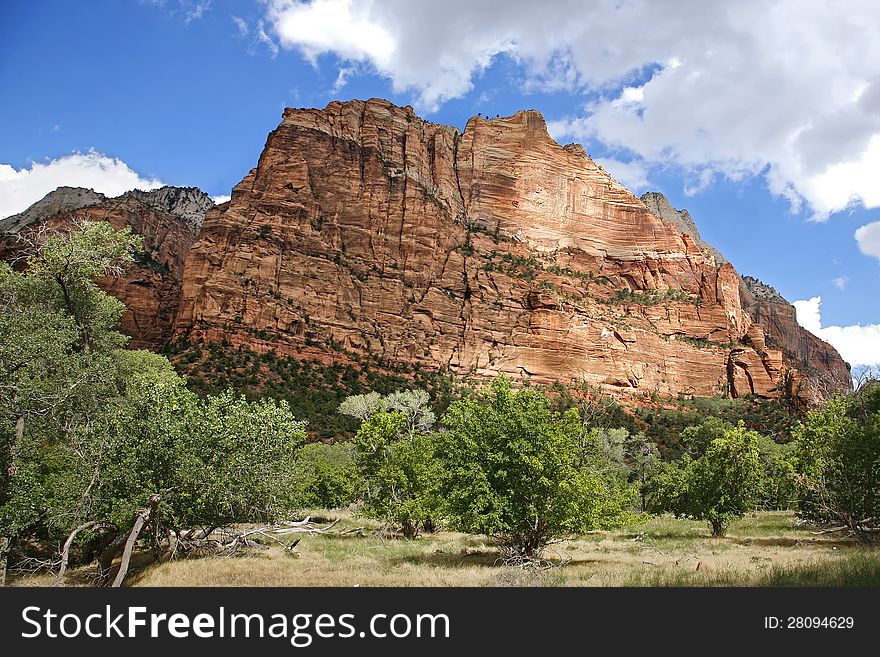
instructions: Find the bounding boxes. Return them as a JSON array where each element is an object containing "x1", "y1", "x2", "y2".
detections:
[{"x1": 437, "y1": 377, "x2": 638, "y2": 558}]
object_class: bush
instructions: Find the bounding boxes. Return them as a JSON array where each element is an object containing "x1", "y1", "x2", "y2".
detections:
[
  {"x1": 437, "y1": 378, "x2": 639, "y2": 558},
  {"x1": 793, "y1": 388, "x2": 880, "y2": 543},
  {"x1": 352, "y1": 411, "x2": 440, "y2": 538},
  {"x1": 652, "y1": 422, "x2": 764, "y2": 536},
  {"x1": 291, "y1": 442, "x2": 360, "y2": 509}
]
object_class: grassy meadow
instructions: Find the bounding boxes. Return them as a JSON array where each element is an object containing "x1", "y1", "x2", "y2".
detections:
[{"x1": 12, "y1": 510, "x2": 879, "y2": 587}]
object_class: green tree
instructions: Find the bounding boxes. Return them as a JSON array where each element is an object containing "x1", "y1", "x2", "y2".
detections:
[
  {"x1": 352, "y1": 410, "x2": 439, "y2": 538},
  {"x1": 0, "y1": 222, "x2": 142, "y2": 580},
  {"x1": 756, "y1": 435, "x2": 796, "y2": 510},
  {"x1": 626, "y1": 433, "x2": 661, "y2": 512},
  {"x1": 793, "y1": 389, "x2": 880, "y2": 543},
  {"x1": 0, "y1": 221, "x2": 308, "y2": 583},
  {"x1": 291, "y1": 442, "x2": 360, "y2": 510},
  {"x1": 653, "y1": 422, "x2": 764, "y2": 537},
  {"x1": 437, "y1": 378, "x2": 638, "y2": 559}
]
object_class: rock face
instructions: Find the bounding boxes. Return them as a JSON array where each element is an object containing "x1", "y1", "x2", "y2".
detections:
[
  {"x1": 173, "y1": 98, "x2": 850, "y2": 400},
  {"x1": 0, "y1": 186, "x2": 106, "y2": 234},
  {"x1": 1, "y1": 186, "x2": 211, "y2": 348},
  {"x1": 740, "y1": 276, "x2": 851, "y2": 401},
  {"x1": 4, "y1": 100, "x2": 850, "y2": 402},
  {"x1": 640, "y1": 191, "x2": 851, "y2": 401},
  {"x1": 640, "y1": 192, "x2": 728, "y2": 266}
]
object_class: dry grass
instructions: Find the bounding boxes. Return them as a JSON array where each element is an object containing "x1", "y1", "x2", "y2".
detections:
[{"x1": 11, "y1": 510, "x2": 880, "y2": 587}]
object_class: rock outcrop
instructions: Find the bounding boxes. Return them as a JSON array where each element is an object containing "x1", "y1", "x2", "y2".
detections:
[
  {"x1": 640, "y1": 191, "x2": 851, "y2": 401},
  {"x1": 640, "y1": 192, "x2": 728, "y2": 266},
  {"x1": 0, "y1": 186, "x2": 106, "y2": 234},
  {"x1": 174, "y1": 98, "x2": 849, "y2": 399},
  {"x1": 1, "y1": 186, "x2": 211, "y2": 348},
  {"x1": 740, "y1": 276, "x2": 851, "y2": 400}
]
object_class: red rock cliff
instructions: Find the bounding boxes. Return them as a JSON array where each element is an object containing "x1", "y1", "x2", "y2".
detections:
[{"x1": 174, "y1": 98, "x2": 845, "y2": 399}]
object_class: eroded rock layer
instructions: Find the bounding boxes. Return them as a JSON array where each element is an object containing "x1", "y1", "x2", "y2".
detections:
[{"x1": 174, "y1": 98, "x2": 849, "y2": 399}]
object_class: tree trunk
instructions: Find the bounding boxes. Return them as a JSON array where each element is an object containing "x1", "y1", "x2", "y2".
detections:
[
  {"x1": 99, "y1": 494, "x2": 161, "y2": 586},
  {"x1": 55, "y1": 521, "x2": 109, "y2": 587},
  {"x1": 0, "y1": 536, "x2": 8, "y2": 587},
  {"x1": 401, "y1": 519, "x2": 419, "y2": 539},
  {"x1": 112, "y1": 512, "x2": 149, "y2": 587}
]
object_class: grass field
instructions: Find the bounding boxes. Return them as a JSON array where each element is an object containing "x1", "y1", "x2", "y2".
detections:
[{"x1": 12, "y1": 511, "x2": 880, "y2": 587}]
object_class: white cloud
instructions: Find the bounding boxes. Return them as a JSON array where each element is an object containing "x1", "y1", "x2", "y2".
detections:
[
  {"x1": 261, "y1": 0, "x2": 880, "y2": 218},
  {"x1": 182, "y1": 0, "x2": 211, "y2": 23},
  {"x1": 855, "y1": 220, "x2": 880, "y2": 262},
  {"x1": 832, "y1": 276, "x2": 849, "y2": 290},
  {"x1": 794, "y1": 296, "x2": 880, "y2": 367},
  {"x1": 0, "y1": 151, "x2": 163, "y2": 220},
  {"x1": 267, "y1": 0, "x2": 395, "y2": 68},
  {"x1": 256, "y1": 19, "x2": 279, "y2": 57},
  {"x1": 330, "y1": 66, "x2": 355, "y2": 93},
  {"x1": 144, "y1": 0, "x2": 211, "y2": 23},
  {"x1": 211, "y1": 194, "x2": 231, "y2": 204},
  {"x1": 232, "y1": 15, "x2": 248, "y2": 36}
]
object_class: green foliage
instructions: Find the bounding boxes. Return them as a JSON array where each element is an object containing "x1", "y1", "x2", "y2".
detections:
[
  {"x1": 176, "y1": 342, "x2": 468, "y2": 441},
  {"x1": 625, "y1": 433, "x2": 661, "y2": 512},
  {"x1": 0, "y1": 221, "x2": 307, "y2": 571},
  {"x1": 341, "y1": 389, "x2": 436, "y2": 435},
  {"x1": 291, "y1": 442, "x2": 360, "y2": 510},
  {"x1": 681, "y1": 416, "x2": 731, "y2": 456},
  {"x1": 607, "y1": 288, "x2": 701, "y2": 307},
  {"x1": 755, "y1": 435, "x2": 797, "y2": 510},
  {"x1": 635, "y1": 395, "x2": 800, "y2": 454},
  {"x1": 24, "y1": 220, "x2": 143, "y2": 353},
  {"x1": 0, "y1": 223, "x2": 144, "y2": 539},
  {"x1": 352, "y1": 411, "x2": 439, "y2": 537},
  {"x1": 548, "y1": 379, "x2": 643, "y2": 435},
  {"x1": 793, "y1": 390, "x2": 880, "y2": 543},
  {"x1": 652, "y1": 422, "x2": 764, "y2": 536},
  {"x1": 437, "y1": 378, "x2": 639, "y2": 558}
]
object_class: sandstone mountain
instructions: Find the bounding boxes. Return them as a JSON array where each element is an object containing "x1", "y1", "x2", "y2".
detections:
[
  {"x1": 2, "y1": 99, "x2": 851, "y2": 402},
  {"x1": 638, "y1": 192, "x2": 851, "y2": 400},
  {"x1": 174, "y1": 98, "x2": 849, "y2": 401}
]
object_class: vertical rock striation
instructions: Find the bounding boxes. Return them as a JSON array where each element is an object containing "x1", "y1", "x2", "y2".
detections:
[{"x1": 174, "y1": 98, "x2": 850, "y2": 400}]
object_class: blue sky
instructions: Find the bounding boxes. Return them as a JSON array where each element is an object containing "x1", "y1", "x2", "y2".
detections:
[{"x1": 2, "y1": 0, "x2": 879, "y2": 367}]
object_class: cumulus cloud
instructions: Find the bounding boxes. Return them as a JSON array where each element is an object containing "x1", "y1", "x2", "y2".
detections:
[
  {"x1": 261, "y1": 0, "x2": 880, "y2": 219},
  {"x1": 211, "y1": 194, "x2": 231, "y2": 204},
  {"x1": 856, "y1": 221, "x2": 880, "y2": 262},
  {"x1": 832, "y1": 276, "x2": 849, "y2": 290},
  {"x1": 0, "y1": 151, "x2": 163, "y2": 220},
  {"x1": 794, "y1": 296, "x2": 880, "y2": 367}
]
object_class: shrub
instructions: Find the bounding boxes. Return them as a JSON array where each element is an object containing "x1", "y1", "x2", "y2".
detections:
[
  {"x1": 352, "y1": 411, "x2": 440, "y2": 538},
  {"x1": 793, "y1": 389, "x2": 880, "y2": 543},
  {"x1": 652, "y1": 422, "x2": 764, "y2": 536},
  {"x1": 291, "y1": 442, "x2": 360, "y2": 509},
  {"x1": 437, "y1": 378, "x2": 639, "y2": 559}
]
